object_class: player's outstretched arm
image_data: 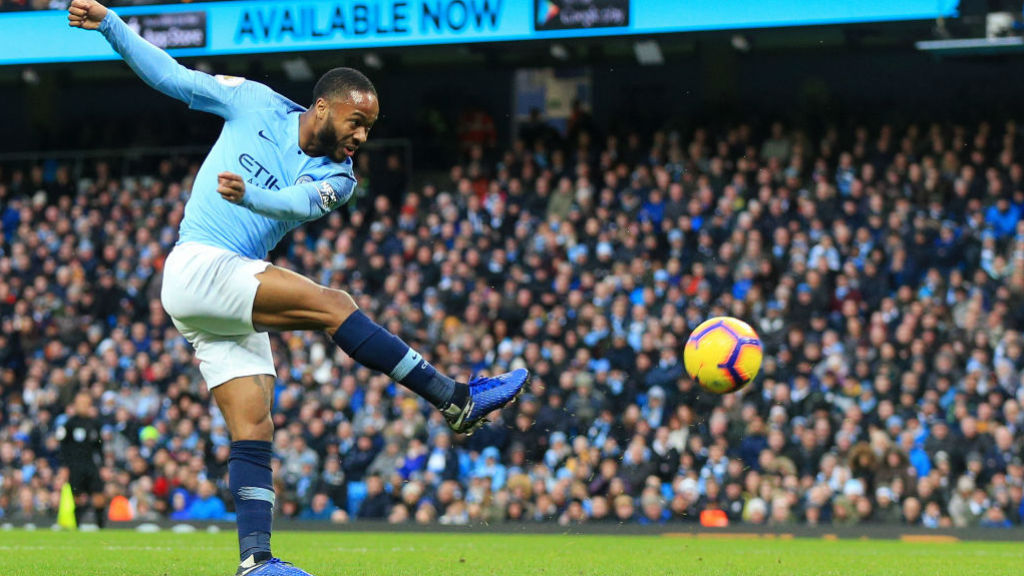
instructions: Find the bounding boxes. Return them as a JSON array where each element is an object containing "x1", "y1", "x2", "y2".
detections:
[
  {"x1": 217, "y1": 171, "x2": 357, "y2": 222},
  {"x1": 67, "y1": 0, "x2": 253, "y2": 118},
  {"x1": 68, "y1": 0, "x2": 198, "y2": 107}
]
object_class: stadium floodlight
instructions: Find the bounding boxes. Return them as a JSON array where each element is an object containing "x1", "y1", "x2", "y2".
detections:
[
  {"x1": 549, "y1": 43, "x2": 570, "y2": 61},
  {"x1": 21, "y1": 67, "x2": 39, "y2": 85},
  {"x1": 731, "y1": 34, "x2": 751, "y2": 53},
  {"x1": 634, "y1": 40, "x2": 664, "y2": 66},
  {"x1": 986, "y1": 12, "x2": 1015, "y2": 38},
  {"x1": 363, "y1": 52, "x2": 384, "y2": 70},
  {"x1": 282, "y1": 57, "x2": 314, "y2": 82}
]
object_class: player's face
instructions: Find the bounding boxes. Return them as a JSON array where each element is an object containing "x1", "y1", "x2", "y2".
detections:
[{"x1": 312, "y1": 90, "x2": 379, "y2": 163}]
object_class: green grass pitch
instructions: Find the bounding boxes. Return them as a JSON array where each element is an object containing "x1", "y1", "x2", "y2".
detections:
[{"x1": 1, "y1": 529, "x2": 1022, "y2": 575}]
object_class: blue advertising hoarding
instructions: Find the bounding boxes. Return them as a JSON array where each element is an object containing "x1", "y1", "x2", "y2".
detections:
[{"x1": 0, "y1": 0, "x2": 960, "y2": 65}]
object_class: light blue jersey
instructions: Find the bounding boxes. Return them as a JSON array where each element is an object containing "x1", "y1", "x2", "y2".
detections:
[{"x1": 99, "y1": 11, "x2": 356, "y2": 260}]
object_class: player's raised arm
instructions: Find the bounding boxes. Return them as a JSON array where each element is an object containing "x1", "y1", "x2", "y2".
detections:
[
  {"x1": 217, "y1": 170, "x2": 357, "y2": 222},
  {"x1": 68, "y1": 0, "x2": 261, "y2": 119}
]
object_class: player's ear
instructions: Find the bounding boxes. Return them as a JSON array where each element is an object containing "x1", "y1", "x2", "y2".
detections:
[{"x1": 315, "y1": 98, "x2": 328, "y2": 120}]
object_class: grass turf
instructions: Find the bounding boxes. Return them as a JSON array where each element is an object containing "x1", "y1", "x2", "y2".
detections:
[{"x1": 0, "y1": 528, "x2": 1021, "y2": 575}]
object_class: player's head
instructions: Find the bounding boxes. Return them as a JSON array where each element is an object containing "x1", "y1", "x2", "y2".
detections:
[{"x1": 308, "y1": 67, "x2": 379, "y2": 163}]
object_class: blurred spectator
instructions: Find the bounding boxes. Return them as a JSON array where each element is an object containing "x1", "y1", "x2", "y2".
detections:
[
  {"x1": 357, "y1": 475, "x2": 390, "y2": 520},
  {"x1": 172, "y1": 480, "x2": 228, "y2": 521},
  {"x1": 299, "y1": 492, "x2": 347, "y2": 523}
]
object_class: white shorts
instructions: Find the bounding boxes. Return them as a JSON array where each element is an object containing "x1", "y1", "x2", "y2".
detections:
[{"x1": 161, "y1": 242, "x2": 276, "y2": 389}]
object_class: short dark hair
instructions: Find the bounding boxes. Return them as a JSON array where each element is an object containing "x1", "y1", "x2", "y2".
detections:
[{"x1": 312, "y1": 67, "x2": 376, "y2": 104}]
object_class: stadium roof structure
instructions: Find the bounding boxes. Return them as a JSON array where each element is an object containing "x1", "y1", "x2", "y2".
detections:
[{"x1": 915, "y1": 36, "x2": 1024, "y2": 56}]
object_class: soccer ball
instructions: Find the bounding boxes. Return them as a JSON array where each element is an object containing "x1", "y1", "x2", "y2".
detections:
[{"x1": 683, "y1": 316, "x2": 763, "y2": 394}]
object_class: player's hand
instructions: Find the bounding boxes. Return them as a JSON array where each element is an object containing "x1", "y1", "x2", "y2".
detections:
[
  {"x1": 68, "y1": 0, "x2": 108, "y2": 31},
  {"x1": 217, "y1": 172, "x2": 247, "y2": 204}
]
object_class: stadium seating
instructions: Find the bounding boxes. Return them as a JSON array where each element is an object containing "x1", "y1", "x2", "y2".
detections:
[{"x1": 1, "y1": 119, "x2": 1023, "y2": 528}]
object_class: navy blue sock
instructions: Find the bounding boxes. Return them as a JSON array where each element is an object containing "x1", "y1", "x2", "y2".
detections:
[
  {"x1": 332, "y1": 310, "x2": 458, "y2": 408},
  {"x1": 229, "y1": 441, "x2": 274, "y2": 563}
]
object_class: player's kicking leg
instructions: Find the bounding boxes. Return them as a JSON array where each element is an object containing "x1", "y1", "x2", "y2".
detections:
[
  {"x1": 209, "y1": 266, "x2": 526, "y2": 575},
  {"x1": 251, "y1": 265, "x2": 530, "y2": 434}
]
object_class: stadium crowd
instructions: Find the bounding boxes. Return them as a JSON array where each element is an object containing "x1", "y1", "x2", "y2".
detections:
[{"x1": 2, "y1": 113, "x2": 1024, "y2": 530}]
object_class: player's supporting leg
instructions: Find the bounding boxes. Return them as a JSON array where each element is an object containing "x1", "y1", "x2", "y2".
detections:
[
  {"x1": 213, "y1": 375, "x2": 277, "y2": 574},
  {"x1": 251, "y1": 266, "x2": 527, "y2": 433}
]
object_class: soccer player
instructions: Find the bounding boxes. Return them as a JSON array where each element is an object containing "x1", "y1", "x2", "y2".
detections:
[
  {"x1": 57, "y1": 392, "x2": 107, "y2": 529},
  {"x1": 68, "y1": 2, "x2": 529, "y2": 575}
]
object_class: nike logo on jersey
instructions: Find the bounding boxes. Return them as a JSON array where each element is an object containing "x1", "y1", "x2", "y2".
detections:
[{"x1": 257, "y1": 130, "x2": 276, "y2": 145}]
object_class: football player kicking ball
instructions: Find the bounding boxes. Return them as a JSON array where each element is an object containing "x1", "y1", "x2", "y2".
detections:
[{"x1": 69, "y1": 2, "x2": 528, "y2": 575}]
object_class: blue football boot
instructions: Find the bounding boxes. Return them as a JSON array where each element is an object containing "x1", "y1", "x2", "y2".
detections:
[
  {"x1": 442, "y1": 368, "x2": 530, "y2": 435},
  {"x1": 236, "y1": 557, "x2": 315, "y2": 576}
]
